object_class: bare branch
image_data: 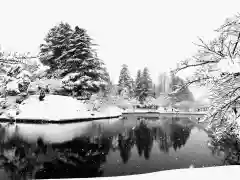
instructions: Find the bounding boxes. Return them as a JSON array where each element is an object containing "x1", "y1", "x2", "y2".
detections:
[
  {"x1": 168, "y1": 76, "x2": 212, "y2": 97},
  {"x1": 232, "y1": 32, "x2": 240, "y2": 56},
  {"x1": 174, "y1": 60, "x2": 218, "y2": 74},
  {"x1": 194, "y1": 37, "x2": 225, "y2": 58}
]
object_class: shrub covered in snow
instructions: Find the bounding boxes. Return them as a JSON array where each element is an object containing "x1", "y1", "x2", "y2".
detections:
[
  {"x1": 6, "y1": 79, "x2": 20, "y2": 95},
  {"x1": 0, "y1": 53, "x2": 51, "y2": 96}
]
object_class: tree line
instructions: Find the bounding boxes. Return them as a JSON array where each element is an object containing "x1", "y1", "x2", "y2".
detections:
[
  {"x1": 117, "y1": 64, "x2": 194, "y2": 103},
  {"x1": 0, "y1": 21, "x2": 194, "y2": 103}
]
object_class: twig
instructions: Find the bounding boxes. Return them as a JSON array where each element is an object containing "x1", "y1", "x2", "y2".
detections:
[
  {"x1": 194, "y1": 37, "x2": 225, "y2": 58},
  {"x1": 175, "y1": 60, "x2": 218, "y2": 73},
  {"x1": 232, "y1": 32, "x2": 240, "y2": 56}
]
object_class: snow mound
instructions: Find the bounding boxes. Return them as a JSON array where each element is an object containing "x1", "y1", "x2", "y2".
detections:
[
  {"x1": 15, "y1": 95, "x2": 122, "y2": 121},
  {"x1": 6, "y1": 79, "x2": 20, "y2": 95}
]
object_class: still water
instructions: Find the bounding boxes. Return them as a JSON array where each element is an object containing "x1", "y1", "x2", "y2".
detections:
[{"x1": 0, "y1": 114, "x2": 237, "y2": 179}]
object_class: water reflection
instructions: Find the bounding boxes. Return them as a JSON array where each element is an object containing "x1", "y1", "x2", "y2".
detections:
[
  {"x1": 170, "y1": 123, "x2": 191, "y2": 151},
  {"x1": 135, "y1": 121, "x2": 154, "y2": 159},
  {"x1": 35, "y1": 136, "x2": 113, "y2": 179},
  {"x1": 118, "y1": 132, "x2": 135, "y2": 163},
  {"x1": 0, "y1": 135, "x2": 112, "y2": 179},
  {"x1": 207, "y1": 135, "x2": 240, "y2": 165},
  {"x1": 0, "y1": 115, "x2": 233, "y2": 179}
]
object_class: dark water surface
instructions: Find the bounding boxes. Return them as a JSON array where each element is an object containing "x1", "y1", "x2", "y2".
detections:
[{"x1": 0, "y1": 114, "x2": 236, "y2": 179}]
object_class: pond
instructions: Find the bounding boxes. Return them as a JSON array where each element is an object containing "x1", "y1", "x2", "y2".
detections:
[{"x1": 0, "y1": 114, "x2": 238, "y2": 179}]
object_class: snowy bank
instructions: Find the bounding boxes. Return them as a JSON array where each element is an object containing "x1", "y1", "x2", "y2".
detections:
[
  {"x1": 0, "y1": 95, "x2": 122, "y2": 122},
  {"x1": 49, "y1": 166, "x2": 239, "y2": 180}
]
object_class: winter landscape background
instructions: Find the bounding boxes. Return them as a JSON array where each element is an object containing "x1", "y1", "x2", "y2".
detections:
[{"x1": 0, "y1": 0, "x2": 240, "y2": 179}]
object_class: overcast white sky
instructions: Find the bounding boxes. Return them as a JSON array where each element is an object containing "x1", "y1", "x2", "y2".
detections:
[{"x1": 0, "y1": 0, "x2": 240, "y2": 98}]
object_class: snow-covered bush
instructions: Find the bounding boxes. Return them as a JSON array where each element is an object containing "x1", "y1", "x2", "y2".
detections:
[
  {"x1": 85, "y1": 93, "x2": 104, "y2": 111},
  {"x1": 0, "y1": 53, "x2": 51, "y2": 96},
  {"x1": 61, "y1": 72, "x2": 108, "y2": 98},
  {"x1": 6, "y1": 79, "x2": 20, "y2": 95}
]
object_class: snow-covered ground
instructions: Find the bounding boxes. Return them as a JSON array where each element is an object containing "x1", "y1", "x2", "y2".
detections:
[
  {"x1": 78, "y1": 166, "x2": 238, "y2": 180},
  {"x1": 0, "y1": 95, "x2": 122, "y2": 121}
]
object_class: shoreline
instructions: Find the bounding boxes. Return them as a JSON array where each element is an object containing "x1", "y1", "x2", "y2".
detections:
[
  {"x1": 0, "y1": 115, "x2": 122, "y2": 124},
  {"x1": 123, "y1": 111, "x2": 206, "y2": 116},
  {"x1": 0, "y1": 111, "x2": 205, "y2": 124}
]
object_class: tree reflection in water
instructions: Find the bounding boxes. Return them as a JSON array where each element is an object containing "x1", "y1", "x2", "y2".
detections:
[
  {"x1": 119, "y1": 118, "x2": 193, "y2": 160},
  {"x1": 0, "y1": 116, "x2": 211, "y2": 179},
  {"x1": 118, "y1": 130, "x2": 135, "y2": 163},
  {"x1": 208, "y1": 135, "x2": 240, "y2": 165},
  {"x1": 157, "y1": 130, "x2": 170, "y2": 153},
  {"x1": 170, "y1": 124, "x2": 191, "y2": 151},
  {"x1": 0, "y1": 126, "x2": 112, "y2": 179},
  {"x1": 36, "y1": 136, "x2": 113, "y2": 179},
  {"x1": 134, "y1": 121, "x2": 154, "y2": 160}
]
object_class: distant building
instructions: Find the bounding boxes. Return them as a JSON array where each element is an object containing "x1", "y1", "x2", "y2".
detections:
[
  {"x1": 192, "y1": 95, "x2": 211, "y2": 112},
  {"x1": 195, "y1": 106, "x2": 209, "y2": 112}
]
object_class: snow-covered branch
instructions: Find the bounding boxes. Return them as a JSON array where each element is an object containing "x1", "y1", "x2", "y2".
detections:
[{"x1": 171, "y1": 14, "x2": 240, "y2": 132}]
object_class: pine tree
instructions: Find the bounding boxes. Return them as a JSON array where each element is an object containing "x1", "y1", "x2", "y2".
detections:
[
  {"x1": 118, "y1": 64, "x2": 133, "y2": 96},
  {"x1": 99, "y1": 66, "x2": 111, "y2": 96},
  {"x1": 40, "y1": 22, "x2": 73, "y2": 75},
  {"x1": 40, "y1": 23, "x2": 109, "y2": 98},
  {"x1": 141, "y1": 67, "x2": 153, "y2": 101},
  {"x1": 134, "y1": 70, "x2": 143, "y2": 100}
]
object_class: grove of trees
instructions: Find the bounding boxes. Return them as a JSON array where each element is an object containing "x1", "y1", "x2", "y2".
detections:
[
  {"x1": 0, "y1": 20, "x2": 195, "y2": 107},
  {"x1": 116, "y1": 63, "x2": 194, "y2": 104},
  {"x1": 117, "y1": 65, "x2": 154, "y2": 103},
  {"x1": 117, "y1": 64, "x2": 134, "y2": 97}
]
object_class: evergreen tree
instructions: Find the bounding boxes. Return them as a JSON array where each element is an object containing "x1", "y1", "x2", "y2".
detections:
[
  {"x1": 141, "y1": 67, "x2": 153, "y2": 101},
  {"x1": 99, "y1": 66, "x2": 111, "y2": 95},
  {"x1": 39, "y1": 22, "x2": 73, "y2": 75},
  {"x1": 40, "y1": 23, "x2": 109, "y2": 97},
  {"x1": 118, "y1": 64, "x2": 133, "y2": 96},
  {"x1": 134, "y1": 70, "x2": 142, "y2": 100}
]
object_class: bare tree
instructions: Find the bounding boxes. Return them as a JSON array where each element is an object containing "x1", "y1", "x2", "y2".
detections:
[{"x1": 170, "y1": 14, "x2": 240, "y2": 129}]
